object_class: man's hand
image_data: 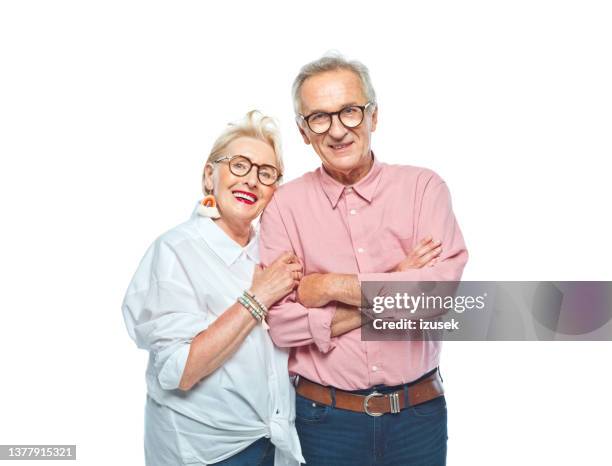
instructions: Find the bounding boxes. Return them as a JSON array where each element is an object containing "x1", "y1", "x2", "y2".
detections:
[
  {"x1": 393, "y1": 236, "x2": 442, "y2": 272},
  {"x1": 297, "y1": 273, "x2": 331, "y2": 308}
]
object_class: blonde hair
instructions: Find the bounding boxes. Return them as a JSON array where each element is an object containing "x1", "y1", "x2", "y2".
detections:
[
  {"x1": 202, "y1": 110, "x2": 283, "y2": 194},
  {"x1": 292, "y1": 51, "x2": 377, "y2": 114}
]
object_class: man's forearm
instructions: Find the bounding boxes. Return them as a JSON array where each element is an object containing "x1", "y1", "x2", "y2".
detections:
[
  {"x1": 324, "y1": 274, "x2": 362, "y2": 307},
  {"x1": 330, "y1": 303, "x2": 365, "y2": 337},
  {"x1": 297, "y1": 273, "x2": 361, "y2": 308}
]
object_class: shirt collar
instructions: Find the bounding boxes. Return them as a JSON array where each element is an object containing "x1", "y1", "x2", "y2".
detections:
[
  {"x1": 317, "y1": 153, "x2": 384, "y2": 208},
  {"x1": 194, "y1": 214, "x2": 259, "y2": 266}
]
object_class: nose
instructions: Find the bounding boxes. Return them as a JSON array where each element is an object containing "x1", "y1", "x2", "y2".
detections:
[
  {"x1": 328, "y1": 113, "x2": 348, "y2": 140},
  {"x1": 245, "y1": 165, "x2": 259, "y2": 188}
]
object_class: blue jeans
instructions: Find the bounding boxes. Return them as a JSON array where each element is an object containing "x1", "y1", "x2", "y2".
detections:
[
  {"x1": 295, "y1": 385, "x2": 447, "y2": 466},
  {"x1": 211, "y1": 437, "x2": 274, "y2": 466}
]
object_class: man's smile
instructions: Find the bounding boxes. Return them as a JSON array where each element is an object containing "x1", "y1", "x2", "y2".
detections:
[{"x1": 329, "y1": 141, "x2": 354, "y2": 152}]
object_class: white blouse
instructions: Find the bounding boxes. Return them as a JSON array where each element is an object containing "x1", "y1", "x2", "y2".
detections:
[{"x1": 122, "y1": 210, "x2": 303, "y2": 465}]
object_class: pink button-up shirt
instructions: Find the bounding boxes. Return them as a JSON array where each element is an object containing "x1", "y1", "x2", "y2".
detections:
[{"x1": 259, "y1": 158, "x2": 468, "y2": 390}]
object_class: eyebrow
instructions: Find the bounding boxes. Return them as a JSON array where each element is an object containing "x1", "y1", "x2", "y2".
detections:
[
  {"x1": 230, "y1": 154, "x2": 279, "y2": 169},
  {"x1": 304, "y1": 102, "x2": 360, "y2": 115}
]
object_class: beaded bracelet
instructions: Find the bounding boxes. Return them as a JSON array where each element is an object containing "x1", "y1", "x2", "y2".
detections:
[
  {"x1": 245, "y1": 290, "x2": 269, "y2": 315},
  {"x1": 238, "y1": 295, "x2": 263, "y2": 321},
  {"x1": 240, "y1": 293, "x2": 261, "y2": 316},
  {"x1": 238, "y1": 296, "x2": 264, "y2": 325},
  {"x1": 238, "y1": 292, "x2": 269, "y2": 330}
]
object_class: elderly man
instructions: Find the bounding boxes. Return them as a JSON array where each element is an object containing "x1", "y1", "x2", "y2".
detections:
[{"x1": 259, "y1": 54, "x2": 468, "y2": 466}]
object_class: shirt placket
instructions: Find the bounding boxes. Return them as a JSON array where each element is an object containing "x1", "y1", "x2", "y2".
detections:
[{"x1": 342, "y1": 187, "x2": 385, "y2": 386}]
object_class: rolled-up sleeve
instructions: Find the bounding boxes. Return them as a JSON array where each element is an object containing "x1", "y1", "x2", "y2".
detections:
[
  {"x1": 122, "y1": 241, "x2": 210, "y2": 390},
  {"x1": 259, "y1": 196, "x2": 337, "y2": 353}
]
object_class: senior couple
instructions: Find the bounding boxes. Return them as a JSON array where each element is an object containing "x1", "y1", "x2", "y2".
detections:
[{"x1": 123, "y1": 54, "x2": 468, "y2": 466}]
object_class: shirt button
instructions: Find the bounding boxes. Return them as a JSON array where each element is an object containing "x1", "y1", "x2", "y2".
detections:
[
  {"x1": 350, "y1": 209, "x2": 357, "y2": 215},
  {"x1": 346, "y1": 187, "x2": 353, "y2": 193},
  {"x1": 372, "y1": 365, "x2": 378, "y2": 372},
  {"x1": 357, "y1": 248, "x2": 365, "y2": 253}
]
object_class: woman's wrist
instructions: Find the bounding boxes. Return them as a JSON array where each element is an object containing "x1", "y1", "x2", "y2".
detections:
[
  {"x1": 244, "y1": 290, "x2": 269, "y2": 314},
  {"x1": 248, "y1": 288, "x2": 273, "y2": 309},
  {"x1": 238, "y1": 290, "x2": 269, "y2": 329}
]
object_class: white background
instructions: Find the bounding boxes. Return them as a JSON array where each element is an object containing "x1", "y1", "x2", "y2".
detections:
[{"x1": 1, "y1": 1, "x2": 611, "y2": 465}]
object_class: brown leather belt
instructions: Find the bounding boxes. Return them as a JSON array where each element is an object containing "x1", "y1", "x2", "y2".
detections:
[{"x1": 296, "y1": 371, "x2": 444, "y2": 417}]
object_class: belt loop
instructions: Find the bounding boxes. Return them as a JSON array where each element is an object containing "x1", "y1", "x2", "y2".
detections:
[
  {"x1": 330, "y1": 386, "x2": 336, "y2": 408},
  {"x1": 403, "y1": 384, "x2": 409, "y2": 408}
]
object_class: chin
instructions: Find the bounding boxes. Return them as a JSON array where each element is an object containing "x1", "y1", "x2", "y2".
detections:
[
  {"x1": 218, "y1": 201, "x2": 255, "y2": 222},
  {"x1": 232, "y1": 204, "x2": 257, "y2": 217},
  {"x1": 326, "y1": 154, "x2": 362, "y2": 171}
]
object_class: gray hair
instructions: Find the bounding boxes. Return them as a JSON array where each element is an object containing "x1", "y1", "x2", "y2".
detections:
[
  {"x1": 292, "y1": 52, "x2": 377, "y2": 114},
  {"x1": 202, "y1": 110, "x2": 283, "y2": 194}
]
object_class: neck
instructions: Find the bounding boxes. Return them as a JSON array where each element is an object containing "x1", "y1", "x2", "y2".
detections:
[
  {"x1": 214, "y1": 217, "x2": 251, "y2": 247},
  {"x1": 324, "y1": 153, "x2": 374, "y2": 185}
]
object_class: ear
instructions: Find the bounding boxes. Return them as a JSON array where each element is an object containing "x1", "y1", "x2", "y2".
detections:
[
  {"x1": 296, "y1": 120, "x2": 311, "y2": 145},
  {"x1": 203, "y1": 163, "x2": 215, "y2": 194},
  {"x1": 370, "y1": 105, "x2": 378, "y2": 133}
]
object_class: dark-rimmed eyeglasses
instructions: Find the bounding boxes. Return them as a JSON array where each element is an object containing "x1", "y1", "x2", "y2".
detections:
[
  {"x1": 213, "y1": 155, "x2": 282, "y2": 186},
  {"x1": 298, "y1": 102, "x2": 375, "y2": 134}
]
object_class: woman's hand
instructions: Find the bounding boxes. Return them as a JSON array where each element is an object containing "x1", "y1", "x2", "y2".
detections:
[
  {"x1": 179, "y1": 252, "x2": 301, "y2": 390},
  {"x1": 249, "y1": 252, "x2": 303, "y2": 308},
  {"x1": 393, "y1": 237, "x2": 442, "y2": 272}
]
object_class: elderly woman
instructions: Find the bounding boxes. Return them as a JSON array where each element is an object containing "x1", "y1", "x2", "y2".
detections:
[{"x1": 122, "y1": 111, "x2": 304, "y2": 466}]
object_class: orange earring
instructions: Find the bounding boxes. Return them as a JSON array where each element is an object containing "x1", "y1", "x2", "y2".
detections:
[
  {"x1": 197, "y1": 194, "x2": 221, "y2": 219},
  {"x1": 202, "y1": 194, "x2": 216, "y2": 208}
]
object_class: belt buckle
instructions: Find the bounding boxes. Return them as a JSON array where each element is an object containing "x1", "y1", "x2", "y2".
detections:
[{"x1": 364, "y1": 391, "x2": 384, "y2": 417}]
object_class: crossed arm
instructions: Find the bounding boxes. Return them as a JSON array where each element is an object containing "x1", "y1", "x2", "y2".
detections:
[
  {"x1": 296, "y1": 237, "x2": 443, "y2": 336},
  {"x1": 259, "y1": 180, "x2": 467, "y2": 350}
]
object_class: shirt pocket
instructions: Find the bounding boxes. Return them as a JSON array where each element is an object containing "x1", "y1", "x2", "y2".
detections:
[
  {"x1": 397, "y1": 236, "x2": 415, "y2": 254},
  {"x1": 369, "y1": 233, "x2": 414, "y2": 272}
]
